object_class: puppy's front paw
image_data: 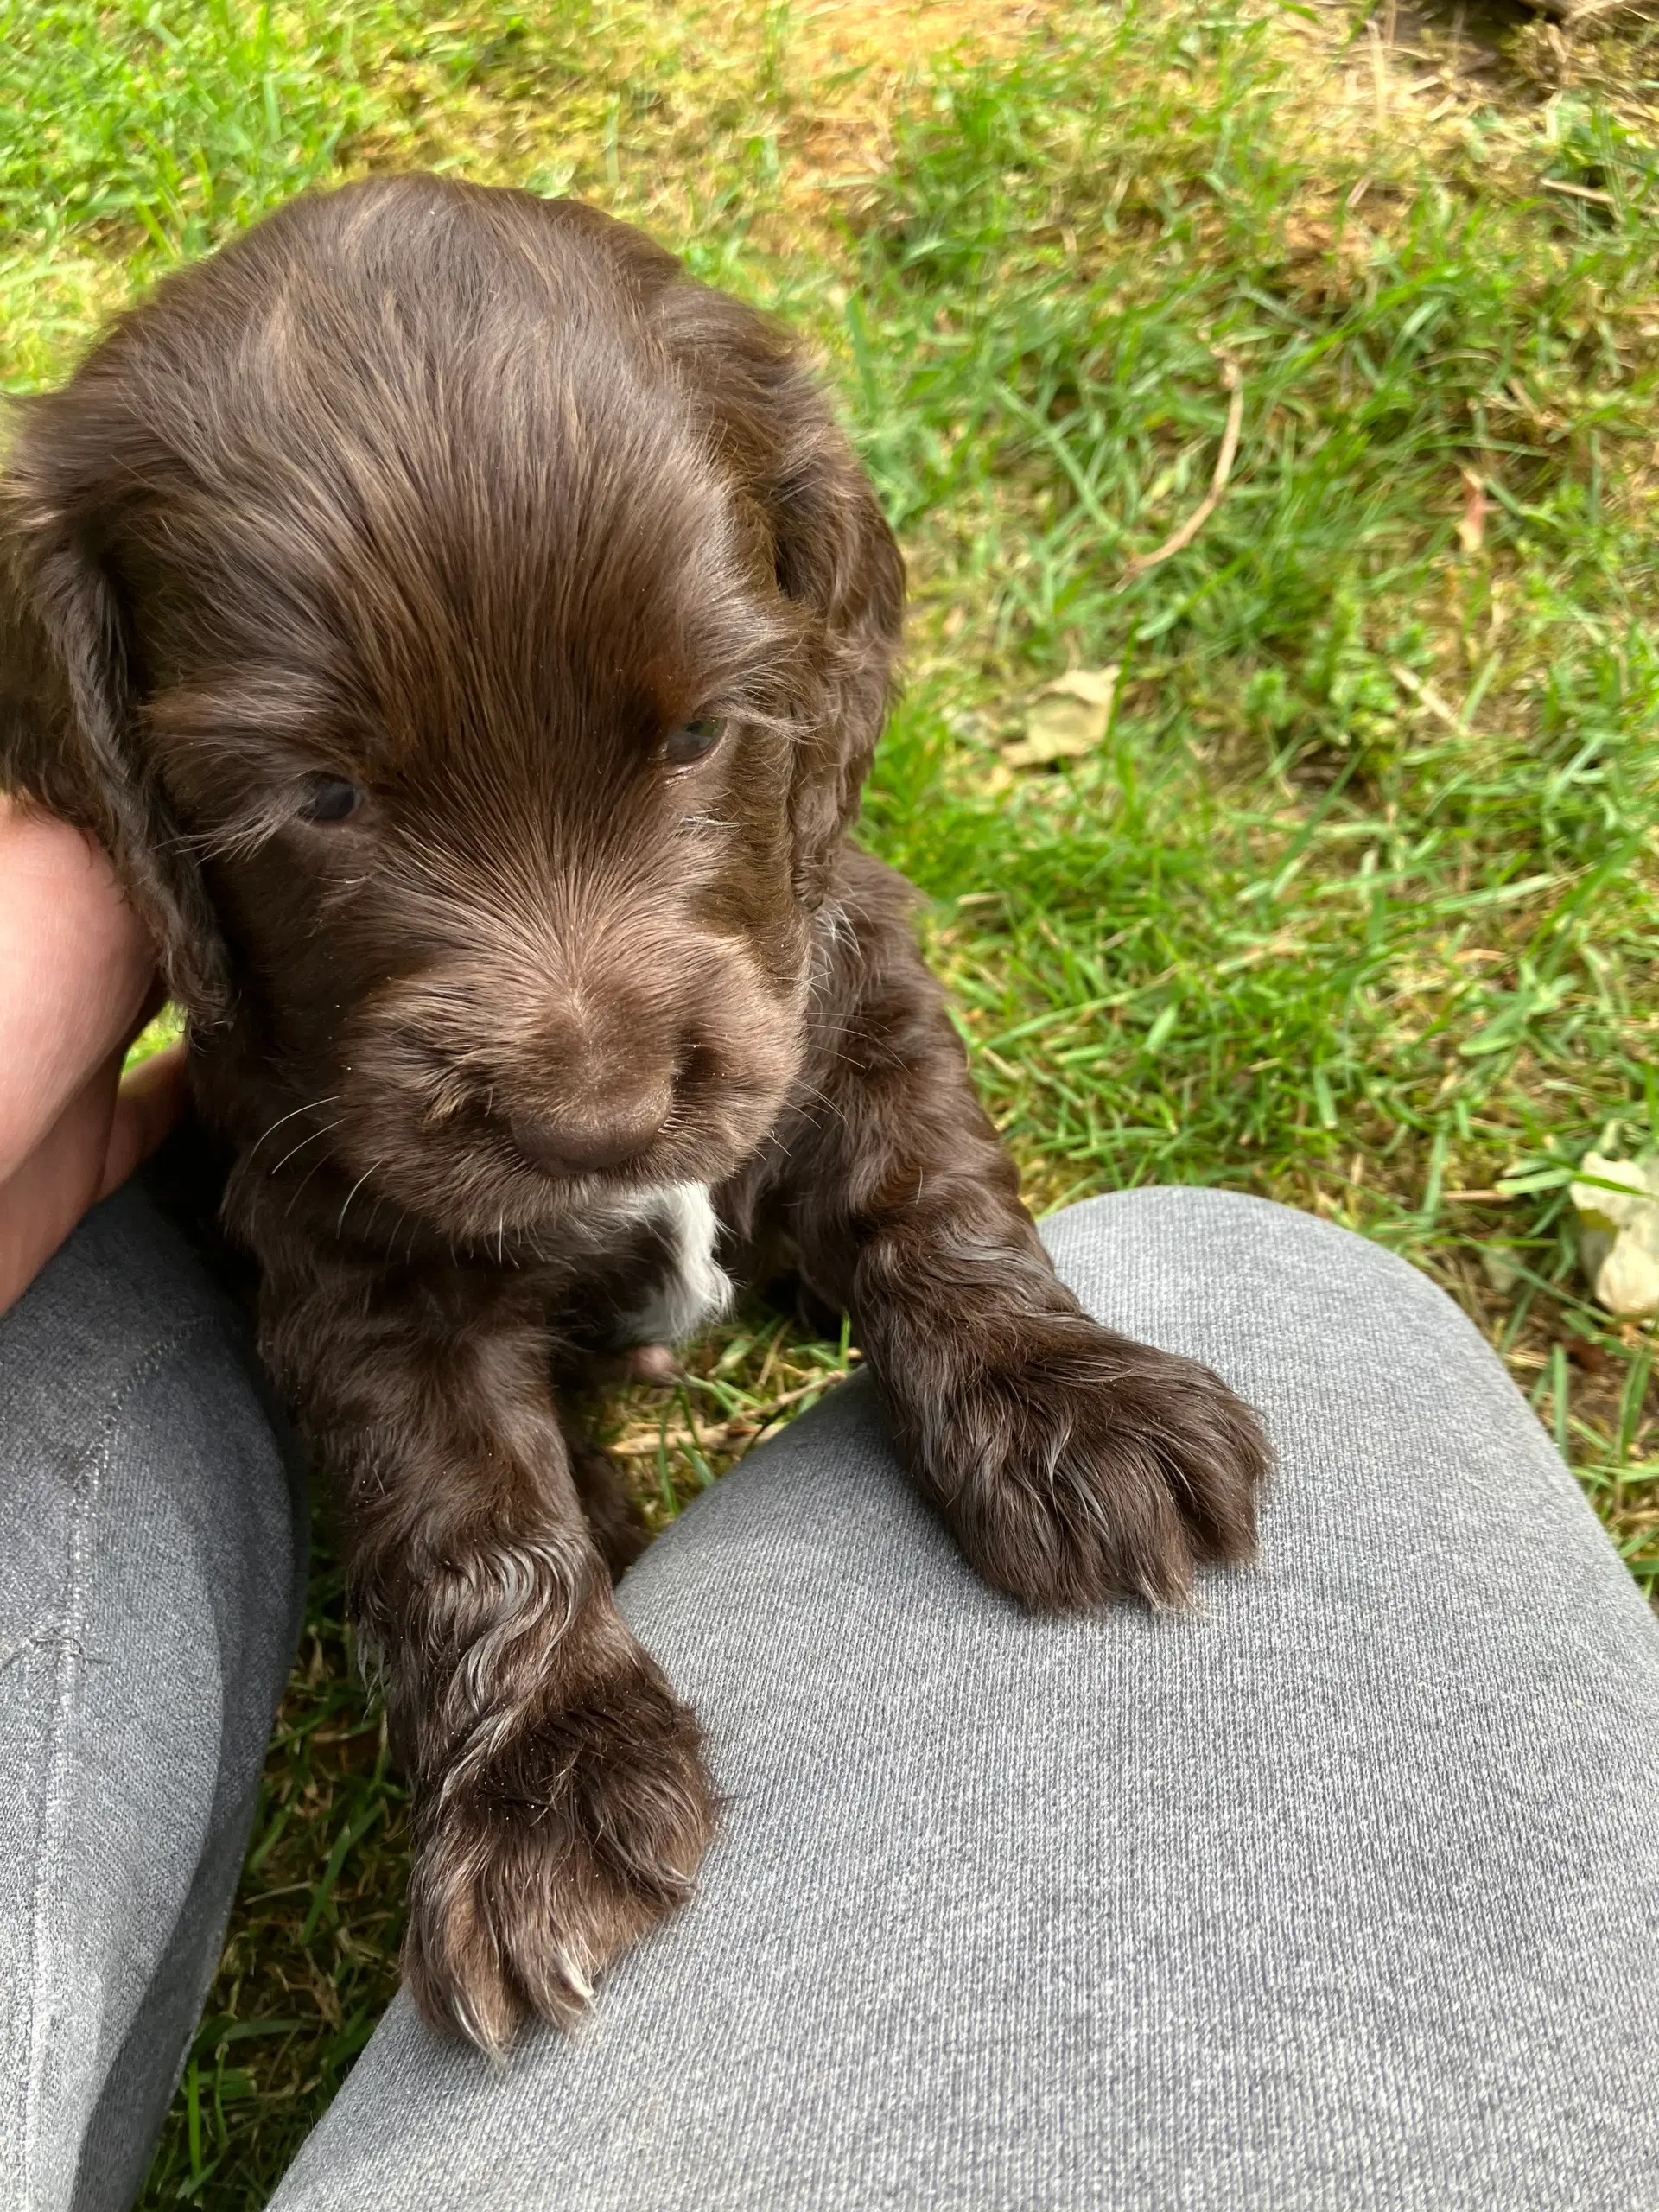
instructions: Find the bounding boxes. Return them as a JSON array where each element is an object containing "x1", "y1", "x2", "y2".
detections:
[
  {"x1": 404, "y1": 1643, "x2": 715, "y2": 2056},
  {"x1": 918, "y1": 1318, "x2": 1269, "y2": 1611}
]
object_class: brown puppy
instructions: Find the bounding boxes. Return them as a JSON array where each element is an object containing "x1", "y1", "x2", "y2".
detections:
[{"x1": 0, "y1": 177, "x2": 1268, "y2": 2056}]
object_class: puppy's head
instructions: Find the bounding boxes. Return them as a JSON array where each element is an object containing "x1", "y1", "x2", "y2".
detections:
[{"x1": 0, "y1": 178, "x2": 903, "y2": 1239}]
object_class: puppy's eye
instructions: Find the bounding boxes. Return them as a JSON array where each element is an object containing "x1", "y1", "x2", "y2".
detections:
[
  {"x1": 663, "y1": 719, "x2": 723, "y2": 766},
  {"x1": 297, "y1": 776, "x2": 365, "y2": 824}
]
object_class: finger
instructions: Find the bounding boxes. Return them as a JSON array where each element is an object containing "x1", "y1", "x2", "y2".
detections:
[
  {"x1": 0, "y1": 801, "x2": 161, "y2": 1182},
  {"x1": 98, "y1": 1041, "x2": 190, "y2": 1200},
  {"x1": 124, "y1": 981, "x2": 171, "y2": 1049},
  {"x1": 0, "y1": 1055, "x2": 122, "y2": 1316}
]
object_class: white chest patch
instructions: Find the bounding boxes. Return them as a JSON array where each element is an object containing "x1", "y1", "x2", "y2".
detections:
[{"x1": 617, "y1": 1182, "x2": 732, "y2": 1347}]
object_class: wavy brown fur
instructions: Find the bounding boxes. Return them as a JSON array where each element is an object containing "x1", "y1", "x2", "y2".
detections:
[{"x1": 0, "y1": 177, "x2": 1269, "y2": 2057}]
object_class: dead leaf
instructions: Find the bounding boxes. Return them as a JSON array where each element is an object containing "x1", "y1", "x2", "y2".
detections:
[
  {"x1": 1561, "y1": 1337, "x2": 1614, "y2": 1378},
  {"x1": 1479, "y1": 1246, "x2": 1521, "y2": 1295},
  {"x1": 1457, "y1": 467, "x2": 1486, "y2": 556},
  {"x1": 1002, "y1": 664, "x2": 1118, "y2": 769},
  {"x1": 1570, "y1": 1152, "x2": 1659, "y2": 1319},
  {"x1": 1040, "y1": 668, "x2": 1120, "y2": 709}
]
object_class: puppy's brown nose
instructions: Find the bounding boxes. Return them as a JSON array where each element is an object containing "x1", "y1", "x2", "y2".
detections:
[{"x1": 510, "y1": 1092, "x2": 668, "y2": 1177}]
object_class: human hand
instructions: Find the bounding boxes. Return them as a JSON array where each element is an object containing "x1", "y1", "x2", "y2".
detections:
[{"x1": 0, "y1": 798, "x2": 188, "y2": 1315}]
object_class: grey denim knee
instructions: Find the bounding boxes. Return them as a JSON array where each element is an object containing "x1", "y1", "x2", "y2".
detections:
[{"x1": 269, "y1": 1189, "x2": 1659, "y2": 2212}]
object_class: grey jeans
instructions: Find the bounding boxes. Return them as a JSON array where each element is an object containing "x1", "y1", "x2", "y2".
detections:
[{"x1": 3, "y1": 1183, "x2": 1657, "y2": 2210}]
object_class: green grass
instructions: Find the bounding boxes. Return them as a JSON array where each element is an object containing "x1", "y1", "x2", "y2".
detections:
[{"x1": 4, "y1": 1, "x2": 1658, "y2": 2200}]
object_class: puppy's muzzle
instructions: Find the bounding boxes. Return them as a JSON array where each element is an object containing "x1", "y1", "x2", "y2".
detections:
[
  {"x1": 509, "y1": 1085, "x2": 671, "y2": 1176},
  {"x1": 499, "y1": 991, "x2": 679, "y2": 1180}
]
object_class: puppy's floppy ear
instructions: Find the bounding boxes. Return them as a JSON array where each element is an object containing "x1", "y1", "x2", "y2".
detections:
[
  {"x1": 0, "y1": 433, "x2": 229, "y2": 1023},
  {"x1": 770, "y1": 410, "x2": 906, "y2": 909},
  {"x1": 600, "y1": 226, "x2": 905, "y2": 909}
]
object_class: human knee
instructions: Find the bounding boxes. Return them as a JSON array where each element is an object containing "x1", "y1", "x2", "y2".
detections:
[{"x1": 1037, "y1": 1184, "x2": 1477, "y2": 1376}]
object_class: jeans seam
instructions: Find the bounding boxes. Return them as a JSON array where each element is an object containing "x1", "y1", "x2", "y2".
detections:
[{"x1": 15, "y1": 1314, "x2": 224, "y2": 2210}]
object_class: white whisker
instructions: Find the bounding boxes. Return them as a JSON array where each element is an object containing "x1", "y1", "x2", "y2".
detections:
[
  {"x1": 270, "y1": 1117, "x2": 347, "y2": 1176},
  {"x1": 248, "y1": 1093, "x2": 342, "y2": 1160},
  {"x1": 338, "y1": 1165, "x2": 380, "y2": 1232}
]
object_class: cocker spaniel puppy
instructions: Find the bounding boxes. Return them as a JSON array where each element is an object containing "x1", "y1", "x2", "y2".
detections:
[{"x1": 0, "y1": 177, "x2": 1268, "y2": 2055}]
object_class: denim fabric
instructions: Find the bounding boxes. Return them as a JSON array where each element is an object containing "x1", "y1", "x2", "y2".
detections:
[
  {"x1": 0, "y1": 1184, "x2": 306, "y2": 2212},
  {"x1": 267, "y1": 1190, "x2": 1659, "y2": 2210},
  {"x1": 8, "y1": 1185, "x2": 1658, "y2": 2209}
]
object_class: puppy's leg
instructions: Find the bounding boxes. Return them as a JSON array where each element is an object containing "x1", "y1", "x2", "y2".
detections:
[
  {"x1": 758, "y1": 855, "x2": 1270, "y2": 1611},
  {"x1": 560, "y1": 1416, "x2": 652, "y2": 1582},
  {"x1": 260, "y1": 1268, "x2": 713, "y2": 2056}
]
